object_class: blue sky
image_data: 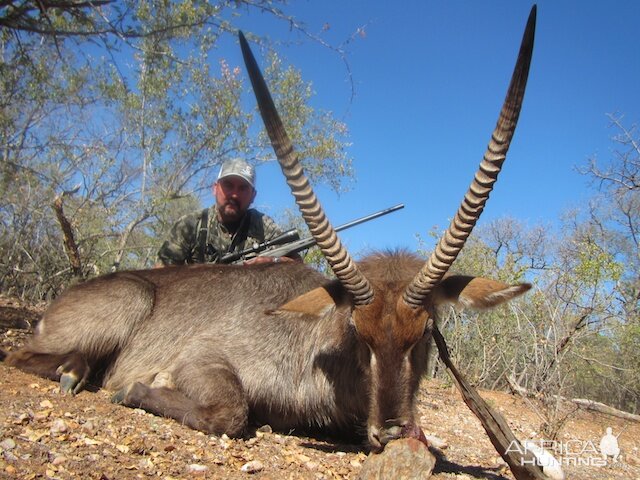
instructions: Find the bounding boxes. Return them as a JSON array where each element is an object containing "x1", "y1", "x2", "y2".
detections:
[{"x1": 214, "y1": 1, "x2": 640, "y2": 255}]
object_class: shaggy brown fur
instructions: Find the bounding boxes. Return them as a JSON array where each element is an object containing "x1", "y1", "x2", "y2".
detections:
[{"x1": 3, "y1": 251, "x2": 529, "y2": 449}]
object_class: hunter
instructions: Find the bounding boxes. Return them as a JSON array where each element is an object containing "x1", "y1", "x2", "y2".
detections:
[{"x1": 157, "y1": 159, "x2": 298, "y2": 265}]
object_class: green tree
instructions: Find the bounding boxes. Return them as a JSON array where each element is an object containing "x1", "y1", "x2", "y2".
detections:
[
  {"x1": 422, "y1": 213, "x2": 631, "y2": 437},
  {"x1": 1, "y1": 1, "x2": 356, "y2": 300},
  {"x1": 573, "y1": 114, "x2": 640, "y2": 413}
]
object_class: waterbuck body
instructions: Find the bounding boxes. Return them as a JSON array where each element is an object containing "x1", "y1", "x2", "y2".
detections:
[
  {"x1": 5, "y1": 251, "x2": 527, "y2": 447},
  {"x1": 4, "y1": 6, "x2": 537, "y2": 455}
]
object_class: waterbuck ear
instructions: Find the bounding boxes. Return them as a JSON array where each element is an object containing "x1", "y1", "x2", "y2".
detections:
[
  {"x1": 268, "y1": 281, "x2": 350, "y2": 317},
  {"x1": 433, "y1": 275, "x2": 531, "y2": 310}
]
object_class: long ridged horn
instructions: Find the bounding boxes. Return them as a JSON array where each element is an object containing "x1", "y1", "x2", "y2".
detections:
[
  {"x1": 403, "y1": 6, "x2": 536, "y2": 308},
  {"x1": 239, "y1": 32, "x2": 374, "y2": 306}
]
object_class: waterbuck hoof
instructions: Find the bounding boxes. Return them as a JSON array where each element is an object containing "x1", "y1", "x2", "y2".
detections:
[
  {"x1": 59, "y1": 372, "x2": 81, "y2": 394},
  {"x1": 111, "y1": 382, "x2": 143, "y2": 405},
  {"x1": 55, "y1": 355, "x2": 90, "y2": 394},
  {"x1": 111, "y1": 387, "x2": 128, "y2": 404}
]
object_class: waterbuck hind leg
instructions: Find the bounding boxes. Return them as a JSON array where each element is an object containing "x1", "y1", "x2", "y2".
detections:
[
  {"x1": 5, "y1": 272, "x2": 156, "y2": 393},
  {"x1": 5, "y1": 349, "x2": 90, "y2": 394},
  {"x1": 112, "y1": 364, "x2": 249, "y2": 437}
]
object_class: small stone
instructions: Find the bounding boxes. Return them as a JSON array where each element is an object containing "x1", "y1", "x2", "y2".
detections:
[
  {"x1": 424, "y1": 434, "x2": 447, "y2": 450},
  {"x1": 357, "y1": 438, "x2": 436, "y2": 480},
  {"x1": 218, "y1": 436, "x2": 231, "y2": 449},
  {"x1": 4, "y1": 451, "x2": 18, "y2": 462},
  {"x1": 5, "y1": 465, "x2": 16, "y2": 475},
  {"x1": 1, "y1": 438, "x2": 16, "y2": 450},
  {"x1": 101, "y1": 448, "x2": 115, "y2": 458},
  {"x1": 50, "y1": 419, "x2": 68, "y2": 435},
  {"x1": 187, "y1": 464, "x2": 209, "y2": 475},
  {"x1": 14, "y1": 413, "x2": 30, "y2": 425},
  {"x1": 305, "y1": 461, "x2": 319, "y2": 470},
  {"x1": 256, "y1": 424, "x2": 272, "y2": 433},
  {"x1": 522, "y1": 441, "x2": 564, "y2": 480},
  {"x1": 52, "y1": 455, "x2": 67, "y2": 465},
  {"x1": 241, "y1": 460, "x2": 264, "y2": 473},
  {"x1": 34, "y1": 410, "x2": 51, "y2": 421},
  {"x1": 40, "y1": 400, "x2": 54, "y2": 409},
  {"x1": 81, "y1": 420, "x2": 96, "y2": 435},
  {"x1": 26, "y1": 429, "x2": 46, "y2": 442}
]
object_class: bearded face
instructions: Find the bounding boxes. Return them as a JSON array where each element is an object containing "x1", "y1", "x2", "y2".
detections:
[{"x1": 213, "y1": 176, "x2": 256, "y2": 224}]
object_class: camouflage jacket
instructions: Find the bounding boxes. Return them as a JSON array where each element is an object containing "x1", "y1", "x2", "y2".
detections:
[{"x1": 157, "y1": 206, "x2": 284, "y2": 265}]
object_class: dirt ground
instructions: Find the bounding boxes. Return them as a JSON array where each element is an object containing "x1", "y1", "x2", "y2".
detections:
[{"x1": 1, "y1": 297, "x2": 639, "y2": 479}]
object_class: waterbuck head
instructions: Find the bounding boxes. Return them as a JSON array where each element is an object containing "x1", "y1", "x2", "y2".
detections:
[{"x1": 239, "y1": 5, "x2": 535, "y2": 450}]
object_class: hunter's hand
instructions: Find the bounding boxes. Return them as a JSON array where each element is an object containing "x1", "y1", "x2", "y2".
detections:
[{"x1": 243, "y1": 256, "x2": 294, "y2": 266}]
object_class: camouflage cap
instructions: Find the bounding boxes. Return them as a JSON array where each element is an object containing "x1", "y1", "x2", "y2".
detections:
[{"x1": 217, "y1": 159, "x2": 255, "y2": 188}]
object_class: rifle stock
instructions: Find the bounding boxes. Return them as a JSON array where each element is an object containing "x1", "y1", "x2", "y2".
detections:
[
  {"x1": 257, "y1": 236, "x2": 316, "y2": 259},
  {"x1": 219, "y1": 228, "x2": 300, "y2": 264}
]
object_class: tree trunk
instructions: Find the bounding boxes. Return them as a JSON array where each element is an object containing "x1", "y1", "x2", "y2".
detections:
[
  {"x1": 572, "y1": 398, "x2": 640, "y2": 422},
  {"x1": 52, "y1": 190, "x2": 82, "y2": 278}
]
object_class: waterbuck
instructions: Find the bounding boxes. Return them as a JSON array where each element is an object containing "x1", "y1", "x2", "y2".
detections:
[{"x1": 4, "y1": 7, "x2": 536, "y2": 453}]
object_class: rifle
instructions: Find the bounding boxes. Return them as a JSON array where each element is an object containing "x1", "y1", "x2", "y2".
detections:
[{"x1": 219, "y1": 204, "x2": 404, "y2": 264}]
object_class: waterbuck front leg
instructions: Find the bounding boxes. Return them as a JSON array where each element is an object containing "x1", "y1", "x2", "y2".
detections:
[{"x1": 112, "y1": 360, "x2": 249, "y2": 437}]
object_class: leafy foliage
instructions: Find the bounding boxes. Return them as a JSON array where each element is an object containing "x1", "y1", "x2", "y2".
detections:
[
  {"x1": 418, "y1": 117, "x2": 640, "y2": 426},
  {"x1": 1, "y1": 1, "x2": 355, "y2": 300}
]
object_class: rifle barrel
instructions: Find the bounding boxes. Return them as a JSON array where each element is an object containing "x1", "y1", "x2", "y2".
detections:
[
  {"x1": 333, "y1": 204, "x2": 404, "y2": 233},
  {"x1": 259, "y1": 203, "x2": 404, "y2": 258}
]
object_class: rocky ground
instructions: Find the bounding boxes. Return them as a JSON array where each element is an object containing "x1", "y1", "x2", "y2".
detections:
[{"x1": 1, "y1": 296, "x2": 639, "y2": 479}]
